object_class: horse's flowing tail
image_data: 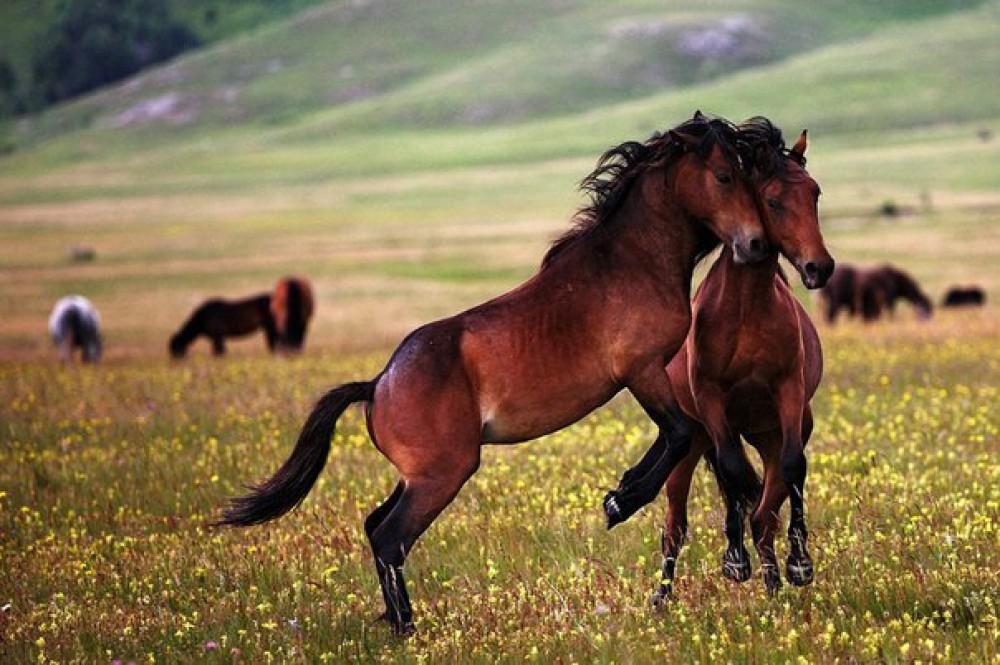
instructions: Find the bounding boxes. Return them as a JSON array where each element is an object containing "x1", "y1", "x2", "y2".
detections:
[
  {"x1": 217, "y1": 381, "x2": 375, "y2": 527},
  {"x1": 703, "y1": 447, "x2": 763, "y2": 518}
]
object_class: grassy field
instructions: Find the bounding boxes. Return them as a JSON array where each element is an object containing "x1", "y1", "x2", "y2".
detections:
[
  {"x1": 2, "y1": 317, "x2": 998, "y2": 662},
  {"x1": 1, "y1": 0, "x2": 999, "y2": 662}
]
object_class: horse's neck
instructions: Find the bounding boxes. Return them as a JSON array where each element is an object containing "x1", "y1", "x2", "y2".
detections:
[
  {"x1": 605, "y1": 172, "x2": 705, "y2": 284},
  {"x1": 177, "y1": 311, "x2": 205, "y2": 344},
  {"x1": 711, "y1": 248, "x2": 783, "y2": 315}
]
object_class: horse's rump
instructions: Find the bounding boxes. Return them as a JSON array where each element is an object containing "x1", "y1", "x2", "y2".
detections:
[{"x1": 271, "y1": 277, "x2": 314, "y2": 349}]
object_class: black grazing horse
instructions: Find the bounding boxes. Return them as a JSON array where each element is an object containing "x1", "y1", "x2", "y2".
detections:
[
  {"x1": 942, "y1": 286, "x2": 985, "y2": 307},
  {"x1": 169, "y1": 294, "x2": 277, "y2": 357},
  {"x1": 820, "y1": 263, "x2": 932, "y2": 323}
]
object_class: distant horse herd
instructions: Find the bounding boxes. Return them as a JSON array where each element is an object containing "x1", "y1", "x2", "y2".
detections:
[
  {"x1": 52, "y1": 276, "x2": 314, "y2": 364},
  {"x1": 45, "y1": 112, "x2": 987, "y2": 638}
]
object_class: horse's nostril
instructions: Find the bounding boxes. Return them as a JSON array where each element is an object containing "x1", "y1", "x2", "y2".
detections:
[
  {"x1": 804, "y1": 261, "x2": 819, "y2": 277},
  {"x1": 749, "y1": 237, "x2": 765, "y2": 254}
]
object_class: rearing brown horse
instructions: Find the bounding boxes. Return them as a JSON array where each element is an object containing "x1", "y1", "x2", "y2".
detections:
[
  {"x1": 218, "y1": 113, "x2": 771, "y2": 635},
  {"x1": 604, "y1": 119, "x2": 833, "y2": 598}
]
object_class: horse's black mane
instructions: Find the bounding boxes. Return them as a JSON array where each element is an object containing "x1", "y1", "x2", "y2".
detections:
[
  {"x1": 541, "y1": 114, "x2": 741, "y2": 270},
  {"x1": 736, "y1": 116, "x2": 808, "y2": 182}
]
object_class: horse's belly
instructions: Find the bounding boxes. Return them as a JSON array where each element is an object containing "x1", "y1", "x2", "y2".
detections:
[{"x1": 481, "y1": 382, "x2": 620, "y2": 444}]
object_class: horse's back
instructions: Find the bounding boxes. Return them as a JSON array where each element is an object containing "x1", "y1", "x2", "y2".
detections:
[{"x1": 49, "y1": 295, "x2": 99, "y2": 337}]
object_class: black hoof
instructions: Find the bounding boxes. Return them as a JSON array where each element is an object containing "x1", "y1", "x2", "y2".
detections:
[
  {"x1": 392, "y1": 621, "x2": 416, "y2": 637},
  {"x1": 650, "y1": 584, "x2": 674, "y2": 609},
  {"x1": 786, "y1": 556, "x2": 814, "y2": 586},
  {"x1": 722, "y1": 550, "x2": 752, "y2": 583},
  {"x1": 603, "y1": 490, "x2": 630, "y2": 529},
  {"x1": 376, "y1": 610, "x2": 415, "y2": 636},
  {"x1": 762, "y1": 565, "x2": 782, "y2": 595}
]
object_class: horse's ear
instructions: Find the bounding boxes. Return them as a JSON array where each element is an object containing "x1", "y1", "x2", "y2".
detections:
[
  {"x1": 790, "y1": 129, "x2": 808, "y2": 159},
  {"x1": 669, "y1": 130, "x2": 700, "y2": 150},
  {"x1": 693, "y1": 109, "x2": 705, "y2": 120}
]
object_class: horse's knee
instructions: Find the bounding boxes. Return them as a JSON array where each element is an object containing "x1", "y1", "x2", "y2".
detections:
[
  {"x1": 664, "y1": 413, "x2": 693, "y2": 445},
  {"x1": 716, "y1": 445, "x2": 746, "y2": 485},
  {"x1": 781, "y1": 448, "x2": 807, "y2": 487}
]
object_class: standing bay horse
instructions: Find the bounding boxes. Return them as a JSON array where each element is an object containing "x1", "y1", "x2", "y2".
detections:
[
  {"x1": 49, "y1": 295, "x2": 103, "y2": 363},
  {"x1": 271, "y1": 276, "x2": 314, "y2": 352},
  {"x1": 603, "y1": 119, "x2": 833, "y2": 598},
  {"x1": 218, "y1": 113, "x2": 774, "y2": 635},
  {"x1": 169, "y1": 294, "x2": 277, "y2": 357}
]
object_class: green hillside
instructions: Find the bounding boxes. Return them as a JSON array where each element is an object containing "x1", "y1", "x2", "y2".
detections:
[
  {"x1": 5, "y1": 0, "x2": 992, "y2": 151},
  {"x1": 0, "y1": 0, "x2": 997, "y2": 356},
  {"x1": 0, "y1": 0, "x2": 327, "y2": 86}
]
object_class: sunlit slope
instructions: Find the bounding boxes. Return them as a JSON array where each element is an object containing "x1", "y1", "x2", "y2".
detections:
[
  {"x1": 3, "y1": 2, "x2": 997, "y2": 197},
  {"x1": 6, "y1": 0, "x2": 992, "y2": 155}
]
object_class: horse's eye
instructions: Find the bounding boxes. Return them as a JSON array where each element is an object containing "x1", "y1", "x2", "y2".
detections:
[
  {"x1": 715, "y1": 172, "x2": 732, "y2": 185},
  {"x1": 767, "y1": 198, "x2": 782, "y2": 211}
]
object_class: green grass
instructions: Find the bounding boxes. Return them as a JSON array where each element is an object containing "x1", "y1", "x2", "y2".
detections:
[
  {"x1": 1, "y1": 321, "x2": 998, "y2": 662},
  {"x1": 1, "y1": 2, "x2": 999, "y2": 661}
]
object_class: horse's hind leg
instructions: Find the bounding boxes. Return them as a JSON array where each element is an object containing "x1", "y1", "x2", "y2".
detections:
[
  {"x1": 212, "y1": 336, "x2": 226, "y2": 356},
  {"x1": 58, "y1": 338, "x2": 73, "y2": 363},
  {"x1": 365, "y1": 361, "x2": 482, "y2": 635},
  {"x1": 365, "y1": 481, "x2": 404, "y2": 622},
  {"x1": 369, "y1": 458, "x2": 479, "y2": 635},
  {"x1": 802, "y1": 405, "x2": 814, "y2": 448}
]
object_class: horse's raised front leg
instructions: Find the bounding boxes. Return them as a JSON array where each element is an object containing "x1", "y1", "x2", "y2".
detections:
[
  {"x1": 604, "y1": 365, "x2": 691, "y2": 529},
  {"x1": 603, "y1": 421, "x2": 693, "y2": 529},
  {"x1": 775, "y1": 378, "x2": 813, "y2": 586}
]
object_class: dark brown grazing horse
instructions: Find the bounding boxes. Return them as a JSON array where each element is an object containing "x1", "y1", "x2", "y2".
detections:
[
  {"x1": 942, "y1": 286, "x2": 985, "y2": 307},
  {"x1": 603, "y1": 120, "x2": 833, "y2": 599},
  {"x1": 169, "y1": 294, "x2": 277, "y2": 357},
  {"x1": 856, "y1": 264, "x2": 932, "y2": 321},
  {"x1": 820, "y1": 263, "x2": 931, "y2": 323},
  {"x1": 218, "y1": 113, "x2": 774, "y2": 635},
  {"x1": 818, "y1": 263, "x2": 858, "y2": 323},
  {"x1": 271, "y1": 276, "x2": 315, "y2": 352}
]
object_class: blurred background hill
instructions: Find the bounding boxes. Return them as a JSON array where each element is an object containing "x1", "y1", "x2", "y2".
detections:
[{"x1": 1, "y1": 0, "x2": 997, "y2": 357}]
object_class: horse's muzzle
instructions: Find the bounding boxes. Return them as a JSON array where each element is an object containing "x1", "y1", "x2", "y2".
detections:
[
  {"x1": 732, "y1": 235, "x2": 769, "y2": 264},
  {"x1": 798, "y1": 256, "x2": 835, "y2": 289}
]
